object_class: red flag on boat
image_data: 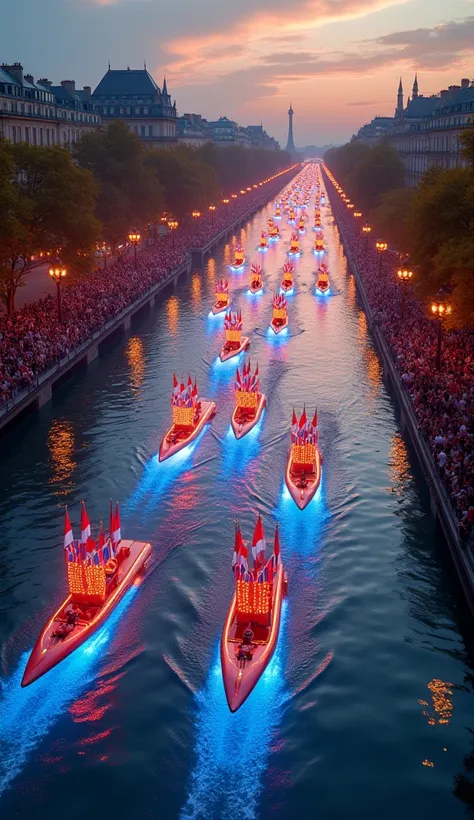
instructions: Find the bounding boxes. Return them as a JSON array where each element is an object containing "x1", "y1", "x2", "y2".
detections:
[
  {"x1": 63, "y1": 507, "x2": 74, "y2": 549},
  {"x1": 86, "y1": 536, "x2": 96, "y2": 553},
  {"x1": 299, "y1": 407, "x2": 307, "y2": 430},
  {"x1": 113, "y1": 502, "x2": 121, "y2": 544},
  {"x1": 81, "y1": 501, "x2": 91, "y2": 544},
  {"x1": 312, "y1": 407, "x2": 318, "y2": 428},
  {"x1": 274, "y1": 524, "x2": 280, "y2": 564},
  {"x1": 252, "y1": 515, "x2": 266, "y2": 565},
  {"x1": 98, "y1": 521, "x2": 105, "y2": 549}
]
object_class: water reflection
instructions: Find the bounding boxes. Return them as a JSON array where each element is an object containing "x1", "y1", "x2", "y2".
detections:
[
  {"x1": 167, "y1": 295, "x2": 179, "y2": 336},
  {"x1": 191, "y1": 273, "x2": 202, "y2": 312},
  {"x1": 125, "y1": 336, "x2": 145, "y2": 392},
  {"x1": 419, "y1": 678, "x2": 454, "y2": 727},
  {"x1": 47, "y1": 419, "x2": 76, "y2": 494},
  {"x1": 388, "y1": 433, "x2": 410, "y2": 494}
]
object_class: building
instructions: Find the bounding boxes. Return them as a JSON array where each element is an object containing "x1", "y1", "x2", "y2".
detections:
[
  {"x1": 177, "y1": 113, "x2": 210, "y2": 147},
  {"x1": 0, "y1": 62, "x2": 100, "y2": 146},
  {"x1": 352, "y1": 117, "x2": 394, "y2": 146},
  {"x1": 92, "y1": 66, "x2": 177, "y2": 146},
  {"x1": 353, "y1": 75, "x2": 474, "y2": 186},
  {"x1": 246, "y1": 125, "x2": 279, "y2": 150}
]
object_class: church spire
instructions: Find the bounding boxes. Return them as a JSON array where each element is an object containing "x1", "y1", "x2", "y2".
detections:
[
  {"x1": 162, "y1": 76, "x2": 168, "y2": 96},
  {"x1": 412, "y1": 73, "x2": 418, "y2": 99},
  {"x1": 396, "y1": 77, "x2": 404, "y2": 118}
]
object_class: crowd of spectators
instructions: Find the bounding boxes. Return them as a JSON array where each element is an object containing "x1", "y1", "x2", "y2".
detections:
[
  {"x1": 0, "y1": 170, "x2": 296, "y2": 409},
  {"x1": 325, "y1": 174, "x2": 474, "y2": 543}
]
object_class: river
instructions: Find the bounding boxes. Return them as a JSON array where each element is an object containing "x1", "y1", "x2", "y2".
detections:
[{"x1": 1, "y1": 166, "x2": 473, "y2": 820}]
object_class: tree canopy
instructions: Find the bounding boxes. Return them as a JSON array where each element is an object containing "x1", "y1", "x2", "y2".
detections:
[{"x1": 324, "y1": 140, "x2": 405, "y2": 212}]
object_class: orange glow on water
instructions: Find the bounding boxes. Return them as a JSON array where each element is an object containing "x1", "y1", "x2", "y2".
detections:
[
  {"x1": 191, "y1": 272, "x2": 202, "y2": 311},
  {"x1": 47, "y1": 419, "x2": 76, "y2": 494},
  {"x1": 125, "y1": 336, "x2": 145, "y2": 392},
  {"x1": 166, "y1": 295, "x2": 179, "y2": 336}
]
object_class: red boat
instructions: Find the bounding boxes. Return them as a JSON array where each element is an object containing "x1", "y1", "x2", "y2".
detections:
[
  {"x1": 258, "y1": 231, "x2": 268, "y2": 250},
  {"x1": 212, "y1": 278, "x2": 230, "y2": 314},
  {"x1": 249, "y1": 262, "x2": 263, "y2": 294},
  {"x1": 231, "y1": 361, "x2": 266, "y2": 439},
  {"x1": 220, "y1": 310, "x2": 250, "y2": 361},
  {"x1": 280, "y1": 261, "x2": 294, "y2": 293},
  {"x1": 232, "y1": 245, "x2": 245, "y2": 268},
  {"x1": 22, "y1": 504, "x2": 151, "y2": 687},
  {"x1": 285, "y1": 407, "x2": 321, "y2": 508},
  {"x1": 159, "y1": 374, "x2": 216, "y2": 461},
  {"x1": 270, "y1": 293, "x2": 288, "y2": 334},
  {"x1": 316, "y1": 266, "x2": 330, "y2": 293},
  {"x1": 221, "y1": 518, "x2": 286, "y2": 712}
]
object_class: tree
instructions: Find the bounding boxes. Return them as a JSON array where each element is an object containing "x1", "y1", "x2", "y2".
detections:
[
  {"x1": 0, "y1": 140, "x2": 99, "y2": 314},
  {"x1": 146, "y1": 145, "x2": 220, "y2": 218},
  {"x1": 74, "y1": 121, "x2": 164, "y2": 247},
  {"x1": 324, "y1": 140, "x2": 405, "y2": 211},
  {"x1": 371, "y1": 187, "x2": 414, "y2": 251}
]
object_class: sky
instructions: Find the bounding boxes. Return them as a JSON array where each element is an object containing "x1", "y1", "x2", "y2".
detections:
[{"x1": 2, "y1": 0, "x2": 474, "y2": 146}]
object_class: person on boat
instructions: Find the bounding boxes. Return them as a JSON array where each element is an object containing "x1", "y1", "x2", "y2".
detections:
[{"x1": 237, "y1": 625, "x2": 256, "y2": 665}]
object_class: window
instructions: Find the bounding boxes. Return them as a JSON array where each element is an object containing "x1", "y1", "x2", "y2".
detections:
[
  {"x1": 25, "y1": 127, "x2": 30, "y2": 143},
  {"x1": 148, "y1": 125, "x2": 152, "y2": 136},
  {"x1": 40, "y1": 128, "x2": 44, "y2": 145},
  {"x1": 140, "y1": 125, "x2": 145, "y2": 137},
  {"x1": 33, "y1": 127, "x2": 37, "y2": 144}
]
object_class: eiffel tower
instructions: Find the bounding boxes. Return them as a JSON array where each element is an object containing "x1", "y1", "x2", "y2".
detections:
[{"x1": 285, "y1": 102, "x2": 299, "y2": 159}]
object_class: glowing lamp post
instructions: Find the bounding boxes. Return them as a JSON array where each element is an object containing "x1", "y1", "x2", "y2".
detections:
[
  {"x1": 128, "y1": 229, "x2": 141, "y2": 270},
  {"x1": 396, "y1": 264, "x2": 413, "y2": 319},
  {"x1": 375, "y1": 240, "x2": 388, "y2": 274},
  {"x1": 353, "y1": 211, "x2": 362, "y2": 235},
  {"x1": 362, "y1": 223, "x2": 371, "y2": 253},
  {"x1": 48, "y1": 261, "x2": 67, "y2": 322},
  {"x1": 192, "y1": 211, "x2": 201, "y2": 219},
  {"x1": 167, "y1": 219, "x2": 179, "y2": 249},
  {"x1": 431, "y1": 299, "x2": 452, "y2": 370},
  {"x1": 209, "y1": 204, "x2": 216, "y2": 224}
]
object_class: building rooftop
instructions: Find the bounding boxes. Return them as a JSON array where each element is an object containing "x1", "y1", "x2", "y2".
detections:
[{"x1": 93, "y1": 68, "x2": 160, "y2": 97}]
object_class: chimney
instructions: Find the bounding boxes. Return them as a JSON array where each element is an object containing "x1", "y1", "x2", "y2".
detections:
[
  {"x1": 461, "y1": 78, "x2": 470, "y2": 89},
  {"x1": 61, "y1": 80, "x2": 76, "y2": 95},
  {"x1": 2, "y1": 62, "x2": 24, "y2": 84},
  {"x1": 38, "y1": 78, "x2": 52, "y2": 89},
  {"x1": 24, "y1": 73, "x2": 34, "y2": 84},
  {"x1": 82, "y1": 85, "x2": 91, "y2": 100}
]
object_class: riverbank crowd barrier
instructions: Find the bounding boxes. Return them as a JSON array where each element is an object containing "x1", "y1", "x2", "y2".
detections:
[
  {"x1": 0, "y1": 165, "x2": 300, "y2": 434},
  {"x1": 322, "y1": 166, "x2": 474, "y2": 616}
]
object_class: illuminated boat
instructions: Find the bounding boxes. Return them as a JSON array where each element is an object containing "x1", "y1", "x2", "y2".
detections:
[
  {"x1": 232, "y1": 245, "x2": 245, "y2": 269},
  {"x1": 22, "y1": 503, "x2": 151, "y2": 687},
  {"x1": 289, "y1": 232, "x2": 300, "y2": 255},
  {"x1": 220, "y1": 310, "x2": 250, "y2": 361},
  {"x1": 270, "y1": 294, "x2": 288, "y2": 334},
  {"x1": 314, "y1": 231, "x2": 324, "y2": 252},
  {"x1": 212, "y1": 278, "x2": 230, "y2": 314},
  {"x1": 221, "y1": 518, "x2": 286, "y2": 712},
  {"x1": 280, "y1": 261, "x2": 294, "y2": 293},
  {"x1": 231, "y1": 360, "x2": 266, "y2": 439},
  {"x1": 316, "y1": 264, "x2": 330, "y2": 294},
  {"x1": 275, "y1": 205, "x2": 281, "y2": 218},
  {"x1": 285, "y1": 408, "x2": 321, "y2": 509},
  {"x1": 249, "y1": 262, "x2": 263, "y2": 294},
  {"x1": 269, "y1": 224, "x2": 280, "y2": 239},
  {"x1": 288, "y1": 208, "x2": 296, "y2": 222},
  {"x1": 298, "y1": 216, "x2": 305, "y2": 232},
  {"x1": 258, "y1": 231, "x2": 268, "y2": 251},
  {"x1": 159, "y1": 375, "x2": 216, "y2": 461}
]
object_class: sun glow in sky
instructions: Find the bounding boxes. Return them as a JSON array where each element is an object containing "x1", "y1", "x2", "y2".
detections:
[{"x1": 2, "y1": 0, "x2": 474, "y2": 145}]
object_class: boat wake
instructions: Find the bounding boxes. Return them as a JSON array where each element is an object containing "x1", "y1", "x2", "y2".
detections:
[{"x1": 181, "y1": 606, "x2": 289, "y2": 820}]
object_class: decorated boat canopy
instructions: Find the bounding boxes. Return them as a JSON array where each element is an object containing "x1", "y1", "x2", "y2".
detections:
[
  {"x1": 171, "y1": 373, "x2": 199, "y2": 408},
  {"x1": 232, "y1": 516, "x2": 280, "y2": 584},
  {"x1": 272, "y1": 293, "x2": 287, "y2": 312},
  {"x1": 224, "y1": 310, "x2": 243, "y2": 331},
  {"x1": 216, "y1": 278, "x2": 229, "y2": 295},
  {"x1": 235, "y1": 360, "x2": 259, "y2": 394},
  {"x1": 250, "y1": 262, "x2": 262, "y2": 278},
  {"x1": 282, "y1": 261, "x2": 294, "y2": 276},
  {"x1": 63, "y1": 501, "x2": 121, "y2": 568},
  {"x1": 291, "y1": 407, "x2": 318, "y2": 445}
]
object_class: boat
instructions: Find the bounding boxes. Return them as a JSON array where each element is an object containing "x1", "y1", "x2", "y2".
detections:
[
  {"x1": 232, "y1": 245, "x2": 245, "y2": 269},
  {"x1": 280, "y1": 261, "x2": 294, "y2": 293},
  {"x1": 258, "y1": 231, "x2": 268, "y2": 251},
  {"x1": 288, "y1": 208, "x2": 296, "y2": 222},
  {"x1": 316, "y1": 264, "x2": 330, "y2": 294},
  {"x1": 275, "y1": 205, "x2": 281, "y2": 218},
  {"x1": 159, "y1": 374, "x2": 216, "y2": 461},
  {"x1": 289, "y1": 231, "x2": 300, "y2": 255},
  {"x1": 212, "y1": 278, "x2": 231, "y2": 314},
  {"x1": 269, "y1": 224, "x2": 280, "y2": 239},
  {"x1": 249, "y1": 262, "x2": 263, "y2": 294},
  {"x1": 270, "y1": 293, "x2": 288, "y2": 334},
  {"x1": 221, "y1": 517, "x2": 286, "y2": 712},
  {"x1": 220, "y1": 310, "x2": 250, "y2": 361},
  {"x1": 298, "y1": 216, "x2": 305, "y2": 232},
  {"x1": 313, "y1": 231, "x2": 324, "y2": 252},
  {"x1": 22, "y1": 503, "x2": 151, "y2": 687},
  {"x1": 285, "y1": 408, "x2": 322, "y2": 509},
  {"x1": 231, "y1": 360, "x2": 266, "y2": 439}
]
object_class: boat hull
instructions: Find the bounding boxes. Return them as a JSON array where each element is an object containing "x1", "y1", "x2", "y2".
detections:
[
  {"x1": 316, "y1": 282, "x2": 329, "y2": 294},
  {"x1": 231, "y1": 393, "x2": 266, "y2": 439},
  {"x1": 270, "y1": 317, "x2": 288, "y2": 335},
  {"x1": 219, "y1": 337, "x2": 250, "y2": 362},
  {"x1": 21, "y1": 539, "x2": 152, "y2": 687},
  {"x1": 280, "y1": 280, "x2": 293, "y2": 293},
  {"x1": 220, "y1": 563, "x2": 285, "y2": 712},
  {"x1": 231, "y1": 258, "x2": 246, "y2": 270},
  {"x1": 250, "y1": 283, "x2": 263, "y2": 294},
  {"x1": 285, "y1": 447, "x2": 322, "y2": 509},
  {"x1": 159, "y1": 400, "x2": 216, "y2": 461},
  {"x1": 212, "y1": 300, "x2": 230, "y2": 315}
]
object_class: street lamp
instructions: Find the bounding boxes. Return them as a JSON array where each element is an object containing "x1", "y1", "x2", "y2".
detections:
[
  {"x1": 128, "y1": 229, "x2": 141, "y2": 269},
  {"x1": 431, "y1": 299, "x2": 452, "y2": 370},
  {"x1": 396, "y1": 264, "x2": 413, "y2": 319},
  {"x1": 209, "y1": 204, "x2": 216, "y2": 224},
  {"x1": 375, "y1": 240, "x2": 388, "y2": 273},
  {"x1": 48, "y1": 261, "x2": 67, "y2": 322},
  {"x1": 353, "y1": 211, "x2": 362, "y2": 235},
  {"x1": 192, "y1": 211, "x2": 201, "y2": 219},
  {"x1": 167, "y1": 219, "x2": 179, "y2": 249},
  {"x1": 362, "y1": 223, "x2": 371, "y2": 253}
]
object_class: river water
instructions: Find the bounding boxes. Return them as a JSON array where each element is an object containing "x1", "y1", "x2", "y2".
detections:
[{"x1": 1, "y1": 167, "x2": 474, "y2": 820}]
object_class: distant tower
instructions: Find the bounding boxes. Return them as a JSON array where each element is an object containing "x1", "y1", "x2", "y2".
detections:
[
  {"x1": 395, "y1": 78, "x2": 404, "y2": 118},
  {"x1": 412, "y1": 73, "x2": 419, "y2": 99},
  {"x1": 285, "y1": 102, "x2": 298, "y2": 157}
]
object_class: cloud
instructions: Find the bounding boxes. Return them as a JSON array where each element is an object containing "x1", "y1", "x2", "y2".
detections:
[{"x1": 345, "y1": 100, "x2": 380, "y2": 106}]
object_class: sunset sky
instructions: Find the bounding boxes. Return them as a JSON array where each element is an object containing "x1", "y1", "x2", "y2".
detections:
[{"x1": 2, "y1": 0, "x2": 474, "y2": 146}]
